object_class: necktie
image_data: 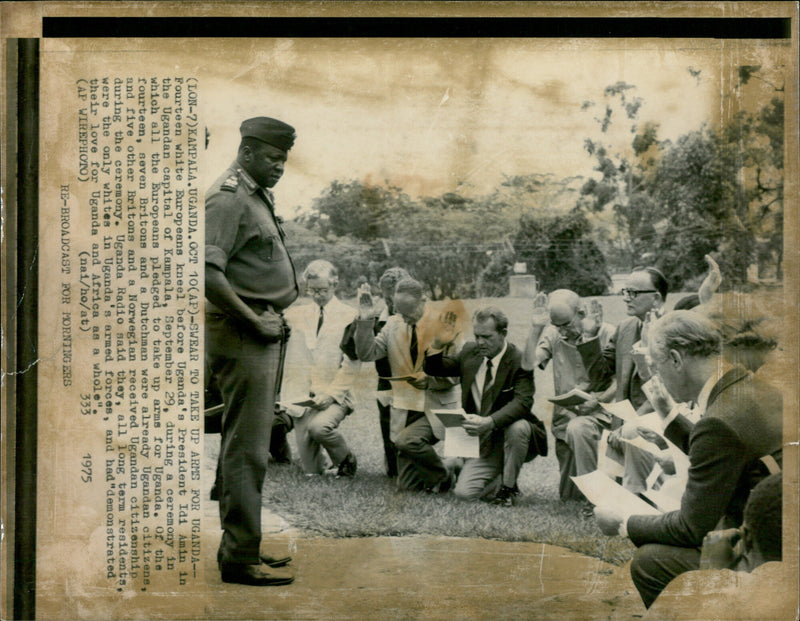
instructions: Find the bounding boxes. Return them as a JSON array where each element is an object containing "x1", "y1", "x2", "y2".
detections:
[
  {"x1": 316, "y1": 306, "x2": 324, "y2": 336},
  {"x1": 482, "y1": 359, "x2": 494, "y2": 394},
  {"x1": 409, "y1": 324, "x2": 418, "y2": 367}
]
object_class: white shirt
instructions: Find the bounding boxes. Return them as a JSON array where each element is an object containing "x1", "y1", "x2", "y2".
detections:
[{"x1": 472, "y1": 340, "x2": 507, "y2": 405}]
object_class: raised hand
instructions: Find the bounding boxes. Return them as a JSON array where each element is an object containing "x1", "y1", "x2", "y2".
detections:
[
  {"x1": 643, "y1": 374, "x2": 676, "y2": 419},
  {"x1": 530, "y1": 292, "x2": 550, "y2": 327},
  {"x1": 432, "y1": 310, "x2": 460, "y2": 349},
  {"x1": 581, "y1": 299, "x2": 603, "y2": 338},
  {"x1": 357, "y1": 283, "x2": 376, "y2": 319},
  {"x1": 698, "y1": 254, "x2": 722, "y2": 305}
]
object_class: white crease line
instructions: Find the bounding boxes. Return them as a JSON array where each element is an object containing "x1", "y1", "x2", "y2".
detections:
[{"x1": 538, "y1": 542, "x2": 546, "y2": 593}]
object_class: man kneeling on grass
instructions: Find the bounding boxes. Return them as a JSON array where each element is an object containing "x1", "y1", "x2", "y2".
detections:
[
  {"x1": 594, "y1": 310, "x2": 782, "y2": 609},
  {"x1": 354, "y1": 277, "x2": 462, "y2": 493},
  {"x1": 424, "y1": 307, "x2": 547, "y2": 505}
]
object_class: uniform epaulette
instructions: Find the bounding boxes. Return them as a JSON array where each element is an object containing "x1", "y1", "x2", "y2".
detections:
[{"x1": 220, "y1": 173, "x2": 239, "y2": 192}]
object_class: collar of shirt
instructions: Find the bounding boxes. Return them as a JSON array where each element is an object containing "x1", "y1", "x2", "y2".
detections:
[
  {"x1": 695, "y1": 359, "x2": 734, "y2": 416},
  {"x1": 478, "y1": 340, "x2": 507, "y2": 383},
  {"x1": 232, "y1": 161, "x2": 275, "y2": 204}
]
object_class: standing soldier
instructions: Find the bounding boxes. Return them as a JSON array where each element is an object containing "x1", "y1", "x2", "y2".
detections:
[{"x1": 205, "y1": 117, "x2": 298, "y2": 586}]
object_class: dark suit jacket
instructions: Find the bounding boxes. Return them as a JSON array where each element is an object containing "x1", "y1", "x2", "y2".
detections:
[
  {"x1": 627, "y1": 365, "x2": 783, "y2": 548},
  {"x1": 424, "y1": 341, "x2": 537, "y2": 458},
  {"x1": 577, "y1": 316, "x2": 650, "y2": 412}
]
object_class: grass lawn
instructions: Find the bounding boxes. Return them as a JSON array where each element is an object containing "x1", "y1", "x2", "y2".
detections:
[{"x1": 208, "y1": 293, "x2": 698, "y2": 565}]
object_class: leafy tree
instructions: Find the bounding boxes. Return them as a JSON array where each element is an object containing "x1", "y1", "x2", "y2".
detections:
[
  {"x1": 723, "y1": 95, "x2": 784, "y2": 279},
  {"x1": 513, "y1": 209, "x2": 611, "y2": 296},
  {"x1": 579, "y1": 70, "x2": 784, "y2": 290},
  {"x1": 309, "y1": 180, "x2": 414, "y2": 241},
  {"x1": 283, "y1": 221, "x2": 375, "y2": 297},
  {"x1": 298, "y1": 176, "x2": 611, "y2": 299},
  {"x1": 646, "y1": 128, "x2": 752, "y2": 289}
]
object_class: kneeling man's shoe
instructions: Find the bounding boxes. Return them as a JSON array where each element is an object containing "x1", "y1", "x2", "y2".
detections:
[
  {"x1": 336, "y1": 453, "x2": 358, "y2": 478},
  {"x1": 260, "y1": 552, "x2": 292, "y2": 568},
  {"x1": 492, "y1": 484, "x2": 520, "y2": 506},
  {"x1": 220, "y1": 563, "x2": 295, "y2": 586}
]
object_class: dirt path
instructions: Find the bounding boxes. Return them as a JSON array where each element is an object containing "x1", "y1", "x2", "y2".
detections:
[{"x1": 200, "y1": 502, "x2": 644, "y2": 620}]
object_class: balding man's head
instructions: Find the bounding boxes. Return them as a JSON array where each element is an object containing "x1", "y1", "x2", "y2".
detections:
[
  {"x1": 647, "y1": 310, "x2": 722, "y2": 403},
  {"x1": 548, "y1": 289, "x2": 583, "y2": 342}
]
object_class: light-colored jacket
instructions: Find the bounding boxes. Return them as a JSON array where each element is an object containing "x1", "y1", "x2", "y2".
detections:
[
  {"x1": 283, "y1": 296, "x2": 360, "y2": 411},
  {"x1": 354, "y1": 306, "x2": 460, "y2": 441}
]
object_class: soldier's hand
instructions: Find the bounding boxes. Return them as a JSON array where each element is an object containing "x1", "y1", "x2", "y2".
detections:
[
  {"x1": 581, "y1": 299, "x2": 603, "y2": 338},
  {"x1": 357, "y1": 283, "x2": 376, "y2": 319},
  {"x1": 530, "y1": 292, "x2": 550, "y2": 327},
  {"x1": 254, "y1": 309, "x2": 285, "y2": 342}
]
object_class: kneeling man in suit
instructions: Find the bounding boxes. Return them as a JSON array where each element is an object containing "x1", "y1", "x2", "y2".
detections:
[
  {"x1": 424, "y1": 306, "x2": 546, "y2": 505},
  {"x1": 594, "y1": 310, "x2": 783, "y2": 608}
]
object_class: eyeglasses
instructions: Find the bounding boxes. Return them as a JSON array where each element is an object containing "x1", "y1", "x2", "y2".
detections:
[
  {"x1": 307, "y1": 287, "x2": 331, "y2": 295},
  {"x1": 621, "y1": 288, "x2": 657, "y2": 300}
]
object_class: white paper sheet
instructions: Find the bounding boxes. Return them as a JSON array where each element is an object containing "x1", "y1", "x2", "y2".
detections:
[
  {"x1": 443, "y1": 427, "x2": 480, "y2": 458},
  {"x1": 597, "y1": 429, "x2": 625, "y2": 478},
  {"x1": 599, "y1": 400, "x2": 638, "y2": 423},
  {"x1": 643, "y1": 464, "x2": 686, "y2": 513},
  {"x1": 571, "y1": 471, "x2": 662, "y2": 516}
]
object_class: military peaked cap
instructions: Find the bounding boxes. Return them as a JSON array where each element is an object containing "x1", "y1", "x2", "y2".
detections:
[{"x1": 240, "y1": 116, "x2": 296, "y2": 152}]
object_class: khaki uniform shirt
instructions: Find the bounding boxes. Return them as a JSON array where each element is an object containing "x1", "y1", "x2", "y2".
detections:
[{"x1": 205, "y1": 161, "x2": 298, "y2": 311}]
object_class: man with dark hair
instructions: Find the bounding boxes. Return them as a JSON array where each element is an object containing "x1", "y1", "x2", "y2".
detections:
[
  {"x1": 205, "y1": 116, "x2": 298, "y2": 586},
  {"x1": 425, "y1": 307, "x2": 546, "y2": 504},
  {"x1": 643, "y1": 473, "x2": 788, "y2": 619},
  {"x1": 594, "y1": 310, "x2": 783, "y2": 608},
  {"x1": 579, "y1": 267, "x2": 668, "y2": 493},
  {"x1": 580, "y1": 268, "x2": 667, "y2": 411},
  {"x1": 739, "y1": 472, "x2": 782, "y2": 565},
  {"x1": 354, "y1": 277, "x2": 461, "y2": 492}
]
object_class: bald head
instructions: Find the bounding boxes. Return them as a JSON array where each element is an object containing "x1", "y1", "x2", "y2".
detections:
[
  {"x1": 548, "y1": 289, "x2": 583, "y2": 342},
  {"x1": 548, "y1": 289, "x2": 581, "y2": 324}
]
